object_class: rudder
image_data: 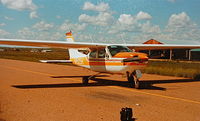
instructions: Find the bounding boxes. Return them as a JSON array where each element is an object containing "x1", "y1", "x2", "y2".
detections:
[
  {"x1": 66, "y1": 31, "x2": 74, "y2": 42},
  {"x1": 65, "y1": 31, "x2": 86, "y2": 60}
]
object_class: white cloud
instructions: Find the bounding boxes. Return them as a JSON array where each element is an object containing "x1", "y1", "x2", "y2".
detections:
[
  {"x1": 0, "y1": 29, "x2": 10, "y2": 36},
  {"x1": 50, "y1": 32, "x2": 63, "y2": 40},
  {"x1": 77, "y1": 34, "x2": 91, "y2": 41},
  {"x1": 82, "y1": 2, "x2": 109, "y2": 12},
  {"x1": 148, "y1": 12, "x2": 200, "y2": 44},
  {"x1": 109, "y1": 11, "x2": 200, "y2": 44},
  {"x1": 80, "y1": 2, "x2": 114, "y2": 26},
  {"x1": 0, "y1": 23, "x2": 6, "y2": 27},
  {"x1": 30, "y1": 11, "x2": 38, "y2": 19},
  {"x1": 168, "y1": 0, "x2": 176, "y2": 3},
  {"x1": 118, "y1": 14, "x2": 135, "y2": 25},
  {"x1": 17, "y1": 27, "x2": 35, "y2": 39},
  {"x1": 141, "y1": 21, "x2": 161, "y2": 33},
  {"x1": 1, "y1": 1, "x2": 199, "y2": 44},
  {"x1": 17, "y1": 27, "x2": 64, "y2": 40},
  {"x1": 79, "y1": 12, "x2": 114, "y2": 26},
  {"x1": 4, "y1": 16, "x2": 14, "y2": 20},
  {"x1": 0, "y1": 0, "x2": 38, "y2": 19},
  {"x1": 108, "y1": 11, "x2": 154, "y2": 34},
  {"x1": 164, "y1": 11, "x2": 200, "y2": 42},
  {"x1": 56, "y1": 15, "x2": 61, "y2": 19},
  {"x1": 32, "y1": 21, "x2": 54, "y2": 31},
  {"x1": 59, "y1": 20, "x2": 87, "y2": 32},
  {"x1": 0, "y1": 0, "x2": 37, "y2": 11},
  {"x1": 110, "y1": 11, "x2": 200, "y2": 43},
  {"x1": 15, "y1": 20, "x2": 87, "y2": 41},
  {"x1": 166, "y1": 12, "x2": 191, "y2": 31},
  {"x1": 136, "y1": 11, "x2": 152, "y2": 20}
]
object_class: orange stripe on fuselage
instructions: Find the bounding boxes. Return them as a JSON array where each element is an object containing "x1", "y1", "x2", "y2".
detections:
[
  {"x1": 71, "y1": 57, "x2": 147, "y2": 66},
  {"x1": 88, "y1": 62, "x2": 146, "y2": 66}
]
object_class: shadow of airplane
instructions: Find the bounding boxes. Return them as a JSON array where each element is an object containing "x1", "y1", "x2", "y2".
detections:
[
  {"x1": 51, "y1": 75, "x2": 109, "y2": 78},
  {"x1": 12, "y1": 75, "x2": 200, "y2": 90}
]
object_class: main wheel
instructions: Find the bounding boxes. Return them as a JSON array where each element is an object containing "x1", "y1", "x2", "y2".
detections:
[
  {"x1": 134, "y1": 78, "x2": 140, "y2": 89},
  {"x1": 128, "y1": 73, "x2": 140, "y2": 89},
  {"x1": 128, "y1": 73, "x2": 135, "y2": 88},
  {"x1": 82, "y1": 76, "x2": 89, "y2": 85}
]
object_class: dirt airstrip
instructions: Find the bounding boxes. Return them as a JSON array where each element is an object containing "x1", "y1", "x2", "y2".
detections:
[{"x1": 0, "y1": 59, "x2": 200, "y2": 121}]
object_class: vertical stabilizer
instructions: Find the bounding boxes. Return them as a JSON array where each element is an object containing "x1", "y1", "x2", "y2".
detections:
[
  {"x1": 65, "y1": 31, "x2": 86, "y2": 60},
  {"x1": 66, "y1": 31, "x2": 74, "y2": 42}
]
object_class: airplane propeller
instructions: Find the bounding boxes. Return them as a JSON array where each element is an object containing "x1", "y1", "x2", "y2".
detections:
[{"x1": 122, "y1": 57, "x2": 141, "y2": 62}]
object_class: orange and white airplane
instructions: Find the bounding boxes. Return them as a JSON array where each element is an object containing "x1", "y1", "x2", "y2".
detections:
[{"x1": 1, "y1": 31, "x2": 200, "y2": 88}]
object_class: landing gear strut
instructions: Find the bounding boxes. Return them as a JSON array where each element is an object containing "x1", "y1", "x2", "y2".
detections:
[
  {"x1": 82, "y1": 72, "x2": 102, "y2": 86},
  {"x1": 127, "y1": 70, "x2": 141, "y2": 89}
]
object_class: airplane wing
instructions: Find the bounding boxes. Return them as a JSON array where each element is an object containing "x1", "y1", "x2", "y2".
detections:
[
  {"x1": 0, "y1": 38, "x2": 200, "y2": 50},
  {"x1": 0, "y1": 39, "x2": 107, "y2": 49},
  {"x1": 39, "y1": 60, "x2": 72, "y2": 63},
  {"x1": 125, "y1": 44, "x2": 200, "y2": 50}
]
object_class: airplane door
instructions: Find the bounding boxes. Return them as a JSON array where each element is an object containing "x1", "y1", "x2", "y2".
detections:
[{"x1": 88, "y1": 48, "x2": 106, "y2": 72}]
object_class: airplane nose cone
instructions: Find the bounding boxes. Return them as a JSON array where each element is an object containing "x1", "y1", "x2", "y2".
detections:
[
  {"x1": 118, "y1": 52, "x2": 148, "y2": 62},
  {"x1": 138, "y1": 53, "x2": 148, "y2": 61},
  {"x1": 113, "y1": 52, "x2": 148, "y2": 61},
  {"x1": 113, "y1": 52, "x2": 140, "y2": 58}
]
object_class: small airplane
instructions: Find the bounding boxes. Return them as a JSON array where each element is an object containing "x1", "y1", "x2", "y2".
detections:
[{"x1": 1, "y1": 31, "x2": 200, "y2": 89}]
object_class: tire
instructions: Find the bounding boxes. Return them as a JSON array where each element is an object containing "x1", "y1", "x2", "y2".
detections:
[
  {"x1": 134, "y1": 79, "x2": 140, "y2": 89},
  {"x1": 128, "y1": 73, "x2": 140, "y2": 89},
  {"x1": 128, "y1": 74, "x2": 135, "y2": 88},
  {"x1": 82, "y1": 76, "x2": 89, "y2": 85}
]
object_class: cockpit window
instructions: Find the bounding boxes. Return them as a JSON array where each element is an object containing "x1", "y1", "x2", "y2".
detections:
[{"x1": 108, "y1": 45, "x2": 132, "y2": 56}]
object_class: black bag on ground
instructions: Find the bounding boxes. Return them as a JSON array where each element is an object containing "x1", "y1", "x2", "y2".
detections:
[{"x1": 120, "y1": 107, "x2": 134, "y2": 121}]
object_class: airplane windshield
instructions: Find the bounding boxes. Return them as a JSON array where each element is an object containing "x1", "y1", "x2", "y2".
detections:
[{"x1": 108, "y1": 45, "x2": 132, "y2": 56}]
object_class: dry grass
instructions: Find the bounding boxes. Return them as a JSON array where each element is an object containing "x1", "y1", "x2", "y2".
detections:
[
  {"x1": 144, "y1": 60, "x2": 200, "y2": 79},
  {"x1": 0, "y1": 48, "x2": 69, "y2": 62}
]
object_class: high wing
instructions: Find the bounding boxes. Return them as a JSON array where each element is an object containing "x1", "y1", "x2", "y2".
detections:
[
  {"x1": 0, "y1": 38, "x2": 200, "y2": 50},
  {"x1": 39, "y1": 60, "x2": 72, "y2": 63},
  {"x1": 125, "y1": 44, "x2": 200, "y2": 50},
  {"x1": 0, "y1": 39, "x2": 107, "y2": 49}
]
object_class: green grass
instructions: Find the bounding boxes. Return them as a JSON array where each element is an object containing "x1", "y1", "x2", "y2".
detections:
[{"x1": 144, "y1": 60, "x2": 200, "y2": 79}]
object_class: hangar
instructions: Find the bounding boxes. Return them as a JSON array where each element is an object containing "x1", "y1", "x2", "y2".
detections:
[{"x1": 140, "y1": 39, "x2": 200, "y2": 61}]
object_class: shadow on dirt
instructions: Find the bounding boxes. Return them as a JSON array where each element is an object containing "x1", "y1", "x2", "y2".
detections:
[{"x1": 12, "y1": 75, "x2": 200, "y2": 90}]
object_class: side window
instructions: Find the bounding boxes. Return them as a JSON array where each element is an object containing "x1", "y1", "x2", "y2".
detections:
[
  {"x1": 89, "y1": 50, "x2": 97, "y2": 58},
  {"x1": 98, "y1": 49, "x2": 106, "y2": 58}
]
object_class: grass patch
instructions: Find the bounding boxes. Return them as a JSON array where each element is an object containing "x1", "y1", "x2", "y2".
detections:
[
  {"x1": 0, "y1": 48, "x2": 72, "y2": 66},
  {"x1": 144, "y1": 60, "x2": 200, "y2": 79}
]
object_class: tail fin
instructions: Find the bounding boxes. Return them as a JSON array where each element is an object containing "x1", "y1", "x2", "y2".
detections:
[
  {"x1": 66, "y1": 31, "x2": 74, "y2": 42},
  {"x1": 65, "y1": 31, "x2": 86, "y2": 60}
]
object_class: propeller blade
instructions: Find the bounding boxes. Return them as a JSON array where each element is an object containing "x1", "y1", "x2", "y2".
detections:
[{"x1": 122, "y1": 57, "x2": 141, "y2": 62}]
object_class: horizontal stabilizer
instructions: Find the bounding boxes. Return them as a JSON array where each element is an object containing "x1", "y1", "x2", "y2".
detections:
[{"x1": 40, "y1": 60, "x2": 72, "y2": 63}]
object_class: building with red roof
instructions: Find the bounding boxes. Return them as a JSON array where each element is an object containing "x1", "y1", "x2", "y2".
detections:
[{"x1": 143, "y1": 39, "x2": 163, "y2": 44}]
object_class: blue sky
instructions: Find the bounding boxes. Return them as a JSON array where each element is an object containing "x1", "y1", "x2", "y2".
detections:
[{"x1": 0, "y1": 0, "x2": 200, "y2": 44}]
